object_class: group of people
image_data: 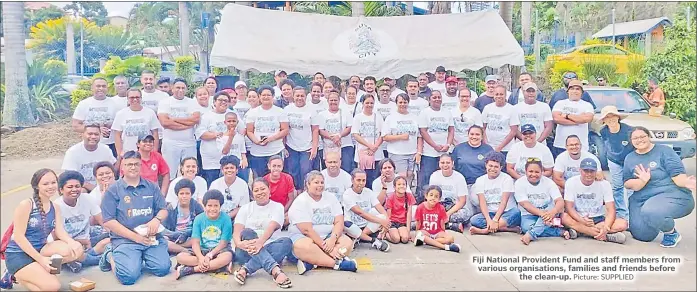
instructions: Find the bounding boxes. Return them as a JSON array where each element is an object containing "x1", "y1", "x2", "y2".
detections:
[{"x1": 1, "y1": 66, "x2": 695, "y2": 291}]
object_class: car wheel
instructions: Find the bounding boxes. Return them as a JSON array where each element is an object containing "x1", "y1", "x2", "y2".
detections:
[{"x1": 589, "y1": 133, "x2": 609, "y2": 171}]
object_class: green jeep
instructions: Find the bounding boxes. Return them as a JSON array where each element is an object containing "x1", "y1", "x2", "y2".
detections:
[{"x1": 585, "y1": 86, "x2": 696, "y2": 170}]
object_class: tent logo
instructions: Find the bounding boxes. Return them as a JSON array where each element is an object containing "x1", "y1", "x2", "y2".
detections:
[{"x1": 349, "y1": 23, "x2": 381, "y2": 58}]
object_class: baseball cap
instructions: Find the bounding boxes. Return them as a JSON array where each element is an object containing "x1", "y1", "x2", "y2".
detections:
[
  {"x1": 456, "y1": 72, "x2": 468, "y2": 80},
  {"x1": 435, "y1": 66, "x2": 446, "y2": 73},
  {"x1": 275, "y1": 70, "x2": 287, "y2": 76},
  {"x1": 579, "y1": 158, "x2": 598, "y2": 171},
  {"x1": 522, "y1": 82, "x2": 538, "y2": 91},
  {"x1": 138, "y1": 134, "x2": 155, "y2": 143},
  {"x1": 485, "y1": 75, "x2": 498, "y2": 83},
  {"x1": 596, "y1": 76, "x2": 605, "y2": 81},
  {"x1": 567, "y1": 80, "x2": 584, "y2": 90},
  {"x1": 520, "y1": 124, "x2": 537, "y2": 134},
  {"x1": 445, "y1": 76, "x2": 458, "y2": 84},
  {"x1": 234, "y1": 80, "x2": 247, "y2": 88}
]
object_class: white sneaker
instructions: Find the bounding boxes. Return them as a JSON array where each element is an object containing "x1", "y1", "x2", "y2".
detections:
[{"x1": 414, "y1": 231, "x2": 425, "y2": 246}]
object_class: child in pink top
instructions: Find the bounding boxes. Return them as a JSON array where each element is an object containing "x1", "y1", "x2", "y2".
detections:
[
  {"x1": 384, "y1": 176, "x2": 416, "y2": 244},
  {"x1": 412, "y1": 185, "x2": 461, "y2": 253}
]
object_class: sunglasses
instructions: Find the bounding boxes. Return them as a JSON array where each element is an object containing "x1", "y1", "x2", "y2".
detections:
[
  {"x1": 563, "y1": 73, "x2": 578, "y2": 79},
  {"x1": 526, "y1": 157, "x2": 541, "y2": 162}
]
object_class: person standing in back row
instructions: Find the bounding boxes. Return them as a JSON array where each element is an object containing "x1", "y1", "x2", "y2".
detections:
[
  {"x1": 158, "y1": 79, "x2": 202, "y2": 176},
  {"x1": 548, "y1": 71, "x2": 596, "y2": 110},
  {"x1": 72, "y1": 77, "x2": 119, "y2": 158},
  {"x1": 551, "y1": 80, "x2": 594, "y2": 158},
  {"x1": 428, "y1": 66, "x2": 447, "y2": 93},
  {"x1": 482, "y1": 85, "x2": 519, "y2": 158},
  {"x1": 417, "y1": 91, "x2": 454, "y2": 200}
]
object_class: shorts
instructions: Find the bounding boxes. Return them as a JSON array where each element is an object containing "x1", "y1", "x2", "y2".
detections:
[
  {"x1": 592, "y1": 215, "x2": 606, "y2": 225},
  {"x1": 186, "y1": 246, "x2": 232, "y2": 257},
  {"x1": 470, "y1": 208, "x2": 522, "y2": 229},
  {"x1": 418, "y1": 230, "x2": 440, "y2": 239},
  {"x1": 390, "y1": 222, "x2": 407, "y2": 229},
  {"x1": 289, "y1": 232, "x2": 333, "y2": 244},
  {"x1": 4, "y1": 251, "x2": 36, "y2": 275}
]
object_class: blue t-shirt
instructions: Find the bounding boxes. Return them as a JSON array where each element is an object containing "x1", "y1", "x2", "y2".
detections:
[
  {"x1": 474, "y1": 94, "x2": 495, "y2": 113},
  {"x1": 549, "y1": 89, "x2": 596, "y2": 110},
  {"x1": 623, "y1": 144, "x2": 690, "y2": 201},
  {"x1": 599, "y1": 123, "x2": 634, "y2": 166},
  {"x1": 192, "y1": 213, "x2": 233, "y2": 250},
  {"x1": 101, "y1": 178, "x2": 166, "y2": 246},
  {"x1": 452, "y1": 142, "x2": 494, "y2": 185}
]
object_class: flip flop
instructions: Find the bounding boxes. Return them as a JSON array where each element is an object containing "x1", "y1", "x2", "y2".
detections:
[
  {"x1": 272, "y1": 269, "x2": 292, "y2": 289},
  {"x1": 234, "y1": 266, "x2": 248, "y2": 285}
]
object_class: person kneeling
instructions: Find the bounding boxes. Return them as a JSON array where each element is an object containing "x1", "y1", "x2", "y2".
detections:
[
  {"x1": 175, "y1": 190, "x2": 234, "y2": 279},
  {"x1": 411, "y1": 186, "x2": 461, "y2": 253},
  {"x1": 469, "y1": 152, "x2": 521, "y2": 235},
  {"x1": 342, "y1": 169, "x2": 391, "y2": 252},
  {"x1": 561, "y1": 158, "x2": 628, "y2": 243},
  {"x1": 163, "y1": 179, "x2": 204, "y2": 254}
]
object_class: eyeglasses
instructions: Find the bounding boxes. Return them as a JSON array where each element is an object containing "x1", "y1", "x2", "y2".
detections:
[
  {"x1": 526, "y1": 157, "x2": 541, "y2": 162},
  {"x1": 379, "y1": 89, "x2": 390, "y2": 92},
  {"x1": 224, "y1": 188, "x2": 232, "y2": 201},
  {"x1": 124, "y1": 162, "x2": 141, "y2": 168},
  {"x1": 216, "y1": 98, "x2": 229, "y2": 103},
  {"x1": 631, "y1": 134, "x2": 649, "y2": 141}
]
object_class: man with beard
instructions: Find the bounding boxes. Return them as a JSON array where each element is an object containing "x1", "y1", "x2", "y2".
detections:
[
  {"x1": 362, "y1": 76, "x2": 378, "y2": 100},
  {"x1": 157, "y1": 77, "x2": 172, "y2": 96},
  {"x1": 442, "y1": 76, "x2": 460, "y2": 111},
  {"x1": 383, "y1": 77, "x2": 405, "y2": 101},
  {"x1": 73, "y1": 78, "x2": 119, "y2": 157},
  {"x1": 406, "y1": 78, "x2": 429, "y2": 113},
  {"x1": 548, "y1": 71, "x2": 596, "y2": 110}
]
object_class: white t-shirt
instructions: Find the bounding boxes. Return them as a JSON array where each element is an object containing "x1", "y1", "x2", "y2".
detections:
[
  {"x1": 472, "y1": 173, "x2": 516, "y2": 212},
  {"x1": 195, "y1": 111, "x2": 228, "y2": 170},
  {"x1": 553, "y1": 151, "x2": 601, "y2": 180},
  {"x1": 514, "y1": 176, "x2": 561, "y2": 216},
  {"x1": 371, "y1": 177, "x2": 399, "y2": 193},
  {"x1": 382, "y1": 112, "x2": 419, "y2": 155},
  {"x1": 209, "y1": 177, "x2": 250, "y2": 214},
  {"x1": 61, "y1": 142, "x2": 116, "y2": 186},
  {"x1": 111, "y1": 107, "x2": 161, "y2": 153},
  {"x1": 317, "y1": 110, "x2": 353, "y2": 149},
  {"x1": 351, "y1": 112, "x2": 385, "y2": 162},
  {"x1": 374, "y1": 101, "x2": 396, "y2": 121},
  {"x1": 482, "y1": 103, "x2": 520, "y2": 151},
  {"x1": 441, "y1": 93, "x2": 459, "y2": 112},
  {"x1": 451, "y1": 106, "x2": 483, "y2": 145},
  {"x1": 407, "y1": 97, "x2": 429, "y2": 114},
  {"x1": 428, "y1": 81, "x2": 446, "y2": 94},
  {"x1": 342, "y1": 188, "x2": 380, "y2": 228},
  {"x1": 506, "y1": 141, "x2": 554, "y2": 177},
  {"x1": 157, "y1": 96, "x2": 201, "y2": 147},
  {"x1": 216, "y1": 133, "x2": 246, "y2": 161},
  {"x1": 564, "y1": 176, "x2": 614, "y2": 218},
  {"x1": 141, "y1": 90, "x2": 169, "y2": 112},
  {"x1": 514, "y1": 101, "x2": 552, "y2": 142},
  {"x1": 284, "y1": 104, "x2": 319, "y2": 152},
  {"x1": 86, "y1": 186, "x2": 104, "y2": 207},
  {"x1": 111, "y1": 95, "x2": 129, "y2": 113},
  {"x1": 246, "y1": 106, "x2": 288, "y2": 156},
  {"x1": 53, "y1": 196, "x2": 101, "y2": 240},
  {"x1": 288, "y1": 191, "x2": 344, "y2": 238},
  {"x1": 429, "y1": 170, "x2": 469, "y2": 203},
  {"x1": 72, "y1": 96, "x2": 118, "y2": 144},
  {"x1": 166, "y1": 176, "x2": 209, "y2": 206},
  {"x1": 235, "y1": 200, "x2": 285, "y2": 246},
  {"x1": 341, "y1": 101, "x2": 362, "y2": 118},
  {"x1": 321, "y1": 169, "x2": 353, "y2": 202},
  {"x1": 306, "y1": 98, "x2": 329, "y2": 114},
  {"x1": 552, "y1": 99, "x2": 594, "y2": 151},
  {"x1": 234, "y1": 101, "x2": 252, "y2": 122},
  {"x1": 389, "y1": 88, "x2": 406, "y2": 102},
  {"x1": 418, "y1": 107, "x2": 454, "y2": 157}
]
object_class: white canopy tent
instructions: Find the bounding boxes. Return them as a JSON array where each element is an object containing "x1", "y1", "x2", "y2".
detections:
[{"x1": 210, "y1": 4, "x2": 524, "y2": 79}]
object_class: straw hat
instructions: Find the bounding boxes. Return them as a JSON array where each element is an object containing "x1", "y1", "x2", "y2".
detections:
[{"x1": 599, "y1": 105, "x2": 627, "y2": 121}]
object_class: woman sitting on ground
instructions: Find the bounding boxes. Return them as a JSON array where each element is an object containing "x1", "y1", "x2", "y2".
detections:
[
  {"x1": 163, "y1": 179, "x2": 205, "y2": 254},
  {"x1": 166, "y1": 157, "x2": 208, "y2": 207},
  {"x1": 1, "y1": 169, "x2": 84, "y2": 291},
  {"x1": 371, "y1": 158, "x2": 398, "y2": 205},
  {"x1": 287, "y1": 171, "x2": 358, "y2": 275},
  {"x1": 232, "y1": 178, "x2": 293, "y2": 288},
  {"x1": 469, "y1": 152, "x2": 521, "y2": 235}
]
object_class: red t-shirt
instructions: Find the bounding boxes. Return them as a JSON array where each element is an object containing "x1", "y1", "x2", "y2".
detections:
[
  {"x1": 264, "y1": 173, "x2": 294, "y2": 207},
  {"x1": 414, "y1": 202, "x2": 447, "y2": 235},
  {"x1": 128, "y1": 151, "x2": 169, "y2": 183},
  {"x1": 385, "y1": 192, "x2": 416, "y2": 224}
]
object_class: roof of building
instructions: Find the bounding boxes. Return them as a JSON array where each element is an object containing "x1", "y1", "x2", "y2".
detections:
[
  {"x1": 592, "y1": 17, "x2": 672, "y2": 39},
  {"x1": 25, "y1": 2, "x2": 55, "y2": 11}
]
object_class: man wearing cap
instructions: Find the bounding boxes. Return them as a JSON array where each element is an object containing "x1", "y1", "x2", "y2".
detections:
[
  {"x1": 273, "y1": 70, "x2": 288, "y2": 99},
  {"x1": 561, "y1": 158, "x2": 627, "y2": 244},
  {"x1": 552, "y1": 80, "x2": 594, "y2": 157},
  {"x1": 112, "y1": 88, "x2": 162, "y2": 156},
  {"x1": 428, "y1": 66, "x2": 448, "y2": 93},
  {"x1": 549, "y1": 71, "x2": 596, "y2": 110},
  {"x1": 596, "y1": 77, "x2": 607, "y2": 87},
  {"x1": 417, "y1": 73, "x2": 432, "y2": 99},
  {"x1": 514, "y1": 82, "x2": 553, "y2": 143},
  {"x1": 63, "y1": 124, "x2": 118, "y2": 193},
  {"x1": 456, "y1": 73, "x2": 478, "y2": 100},
  {"x1": 507, "y1": 73, "x2": 545, "y2": 105},
  {"x1": 505, "y1": 124, "x2": 554, "y2": 180},
  {"x1": 233, "y1": 80, "x2": 251, "y2": 121},
  {"x1": 133, "y1": 134, "x2": 170, "y2": 196},
  {"x1": 383, "y1": 77, "x2": 405, "y2": 102},
  {"x1": 441, "y1": 76, "x2": 460, "y2": 111},
  {"x1": 598, "y1": 106, "x2": 634, "y2": 221},
  {"x1": 552, "y1": 135, "x2": 603, "y2": 193},
  {"x1": 473, "y1": 75, "x2": 499, "y2": 112}
]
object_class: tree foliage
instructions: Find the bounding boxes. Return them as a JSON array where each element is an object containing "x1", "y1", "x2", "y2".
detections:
[
  {"x1": 64, "y1": 2, "x2": 108, "y2": 26},
  {"x1": 25, "y1": 6, "x2": 65, "y2": 32},
  {"x1": 294, "y1": 1, "x2": 404, "y2": 17}
]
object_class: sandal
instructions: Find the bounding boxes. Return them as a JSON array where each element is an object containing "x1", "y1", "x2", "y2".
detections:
[
  {"x1": 234, "y1": 266, "x2": 248, "y2": 285},
  {"x1": 271, "y1": 268, "x2": 292, "y2": 289}
]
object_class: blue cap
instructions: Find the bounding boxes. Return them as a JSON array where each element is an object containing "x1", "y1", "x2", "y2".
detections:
[
  {"x1": 521, "y1": 124, "x2": 536, "y2": 134},
  {"x1": 580, "y1": 158, "x2": 598, "y2": 171}
]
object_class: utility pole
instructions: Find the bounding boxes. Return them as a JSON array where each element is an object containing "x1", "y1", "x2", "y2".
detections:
[
  {"x1": 534, "y1": 8, "x2": 540, "y2": 75},
  {"x1": 80, "y1": 10, "x2": 84, "y2": 76},
  {"x1": 611, "y1": 8, "x2": 616, "y2": 45}
]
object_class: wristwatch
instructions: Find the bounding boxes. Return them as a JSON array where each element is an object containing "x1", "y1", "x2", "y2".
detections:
[{"x1": 382, "y1": 187, "x2": 388, "y2": 191}]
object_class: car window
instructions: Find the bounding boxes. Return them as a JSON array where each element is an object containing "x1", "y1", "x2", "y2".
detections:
[
  {"x1": 586, "y1": 89, "x2": 650, "y2": 113},
  {"x1": 609, "y1": 48, "x2": 627, "y2": 55},
  {"x1": 560, "y1": 47, "x2": 577, "y2": 54},
  {"x1": 582, "y1": 47, "x2": 602, "y2": 54}
]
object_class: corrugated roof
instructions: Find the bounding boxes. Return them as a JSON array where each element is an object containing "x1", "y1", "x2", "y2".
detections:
[{"x1": 592, "y1": 17, "x2": 672, "y2": 39}]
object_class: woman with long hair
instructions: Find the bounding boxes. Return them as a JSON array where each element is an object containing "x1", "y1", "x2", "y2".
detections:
[{"x1": 351, "y1": 94, "x2": 384, "y2": 185}]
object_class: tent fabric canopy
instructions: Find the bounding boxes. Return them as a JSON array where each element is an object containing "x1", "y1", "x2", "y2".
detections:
[
  {"x1": 210, "y1": 4, "x2": 524, "y2": 79},
  {"x1": 592, "y1": 17, "x2": 672, "y2": 39}
]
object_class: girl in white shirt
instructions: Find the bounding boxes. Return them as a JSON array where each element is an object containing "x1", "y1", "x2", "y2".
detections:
[
  {"x1": 196, "y1": 92, "x2": 232, "y2": 186},
  {"x1": 166, "y1": 157, "x2": 208, "y2": 207},
  {"x1": 284, "y1": 87, "x2": 320, "y2": 192}
]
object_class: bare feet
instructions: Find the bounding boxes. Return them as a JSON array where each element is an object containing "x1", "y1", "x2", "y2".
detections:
[
  {"x1": 469, "y1": 226, "x2": 490, "y2": 235},
  {"x1": 562, "y1": 230, "x2": 571, "y2": 240},
  {"x1": 520, "y1": 233, "x2": 532, "y2": 245}
]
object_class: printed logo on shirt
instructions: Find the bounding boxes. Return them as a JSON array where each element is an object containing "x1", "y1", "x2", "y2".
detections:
[
  {"x1": 311, "y1": 206, "x2": 335, "y2": 226},
  {"x1": 358, "y1": 121, "x2": 378, "y2": 137},
  {"x1": 124, "y1": 196, "x2": 131, "y2": 204},
  {"x1": 169, "y1": 106, "x2": 190, "y2": 118},
  {"x1": 151, "y1": 163, "x2": 158, "y2": 171},
  {"x1": 621, "y1": 140, "x2": 629, "y2": 146},
  {"x1": 394, "y1": 120, "x2": 418, "y2": 136},
  {"x1": 128, "y1": 207, "x2": 153, "y2": 217},
  {"x1": 28, "y1": 217, "x2": 40, "y2": 228},
  {"x1": 255, "y1": 116, "x2": 279, "y2": 134},
  {"x1": 561, "y1": 106, "x2": 580, "y2": 114},
  {"x1": 485, "y1": 113, "x2": 508, "y2": 132},
  {"x1": 85, "y1": 107, "x2": 112, "y2": 125},
  {"x1": 649, "y1": 161, "x2": 657, "y2": 168},
  {"x1": 201, "y1": 225, "x2": 223, "y2": 248},
  {"x1": 477, "y1": 154, "x2": 484, "y2": 160},
  {"x1": 574, "y1": 192, "x2": 601, "y2": 217},
  {"x1": 288, "y1": 112, "x2": 306, "y2": 130},
  {"x1": 427, "y1": 117, "x2": 449, "y2": 133},
  {"x1": 421, "y1": 213, "x2": 441, "y2": 232},
  {"x1": 527, "y1": 193, "x2": 550, "y2": 209}
]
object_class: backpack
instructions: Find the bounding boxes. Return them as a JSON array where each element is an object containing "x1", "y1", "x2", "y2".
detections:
[{"x1": 0, "y1": 223, "x2": 14, "y2": 260}]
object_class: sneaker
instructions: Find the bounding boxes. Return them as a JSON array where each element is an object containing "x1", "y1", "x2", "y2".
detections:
[
  {"x1": 64, "y1": 261, "x2": 83, "y2": 273},
  {"x1": 446, "y1": 243, "x2": 461, "y2": 253},
  {"x1": 660, "y1": 230, "x2": 682, "y2": 248},
  {"x1": 568, "y1": 229, "x2": 578, "y2": 239},
  {"x1": 175, "y1": 265, "x2": 195, "y2": 280},
  {"x1": 99, "y1": 246, "x2": 113, "y2": 272},
  {"x1": 606, "y1": 232, "x2": 626, "y2": 244},
  {"x1": 297, "y1": 259, "x2": 315, "y2": 275},
  {"x1": 414, "y1": 231, "x2": 425, "y2": 246},
  {"x1": 0, "y1": 270, "x2": 13, "y2": 290},
  {"x1": 372, "y1": 239, "x2": 390, "y2": 252},
  {"x1": 337, "y1": 258, "x2": 358, "y2": 272}
]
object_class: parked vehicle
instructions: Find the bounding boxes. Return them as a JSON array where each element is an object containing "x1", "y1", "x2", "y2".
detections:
[
  {"x1": 586, "y1": 86, "x2": 696, "y2": 170},
  {"x1": 546, "y1": 44, "x2": 645, "y2": 74}
]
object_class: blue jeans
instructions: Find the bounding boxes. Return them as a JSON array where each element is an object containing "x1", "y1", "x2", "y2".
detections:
[
  {"x1": 313, "y1": 149, "x2": 324, "y2": 170},
  {"x1": 607, "y1": 160, "x2": 630, "y2": 220},
  {"x1": 82, "y1": 248, "x2": 102, "y2": 267},
  {"x1": 196, "y1": 140, "x2": 203, "y2": 176},
  {"x1": 111, "y1": 238, "x2": 171, "y2": 285},
  {"x1": 234, "y1": 228, "x2": 292, "y2": 274},
  {"x1": 89, "y1": 226, "x2": 110, "y2": 247},
  {"x1": 470, "y1": 208, "x2": 521, "y2": 229},
  {"x1": 285, "y1": 147, "x2": 315, "y2": 191},
  {"x1": 341, "y1": 146, "x2": 355, "y2": 173},
  {"x1": 521, "y1": 215, "x2": 564, "y2": 241},
  {"x1": 417, "y1": 155, "x2": 440, "y2": 201},
  {"x1": 628, "y1": 190, "x2": 695, "y2": 242},
  {"x1": 248, "y1": 151, "x2": 283, "y2": 179},
  {"x1": 201, "y1": 169, "x2": 221, "y2": 188}
]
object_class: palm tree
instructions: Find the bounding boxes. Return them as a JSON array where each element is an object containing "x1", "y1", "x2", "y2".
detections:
[
  {"x1": 429, "y1": 2, "x2": 451, "y2": 14},
  {"x1": 498, "y1": 1, "x2": 513, "y2": 89},
  {"x1": 406, "y1": 2, "x2": 414, "y2": 15},
  {"x1": 2, "y1": 2, "x2": 37, "y2": 128},
  {"x1": 294, "y1": 2, "x2": 403, "y2": 17},
  {"x1": 179, "y1": 2, "x2": 190, "y2": 56},
  {"x1": 521, "y1": 2, "x2": 532, "y2": 46}
]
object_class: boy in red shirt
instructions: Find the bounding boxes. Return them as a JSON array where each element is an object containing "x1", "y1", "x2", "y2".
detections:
[{"x1": 412, "y1": 185, "x2": 460, "y2": 252}]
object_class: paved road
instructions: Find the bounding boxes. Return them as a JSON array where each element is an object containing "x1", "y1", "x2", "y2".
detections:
[{"x1": 1, "y1": 157, "x2": 695, "y2": 291}]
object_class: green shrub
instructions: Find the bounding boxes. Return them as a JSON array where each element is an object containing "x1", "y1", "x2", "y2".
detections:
[
  {"x1": 70, "y1": 89, "x2": 92, "y2": 109},
  {"x1": 186, "y1": 81, "x2": 204, "y2": 98},
  {"x1": 581, "y1": 60, "x2": 617, "y2": 82},
  {"x1": 94, "y1": 56, "x2": 162, "y2": 94},
  {"x1": 544, "y1": 60, "x2": 585, "y2": 95},
  {"x1": 174, "y1": 56, "x2": 196, "y2": 84},
  {"x1": 77, "y1": 79, "x2": 93, "y2": 91}
]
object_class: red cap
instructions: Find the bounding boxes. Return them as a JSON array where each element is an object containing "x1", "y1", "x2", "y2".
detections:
[{"x1": 445, "y1": 76, "x2": 458, "y2": 84}]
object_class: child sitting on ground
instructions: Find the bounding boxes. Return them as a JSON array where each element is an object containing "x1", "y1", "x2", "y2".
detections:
[
  {"x1": 411, "y1": 185, "x2": 461, "y2": 253},
  {"x1": 163, "y1": 179, "x2": 205, "y2": 254},
  {"x1": 175, "y1": 190, "x2": 234, "y2": 279},
  {"x1": 384, "y1": 176, "x2": 416, "y2": 244}
]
